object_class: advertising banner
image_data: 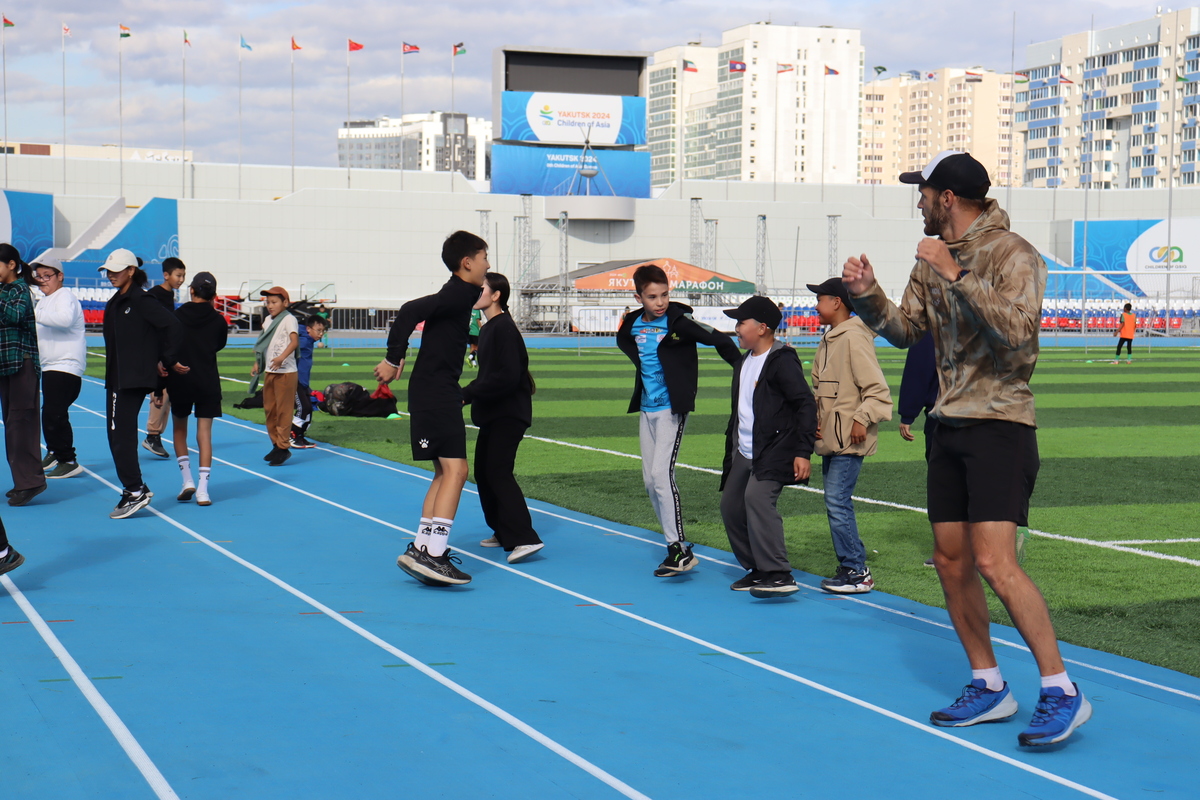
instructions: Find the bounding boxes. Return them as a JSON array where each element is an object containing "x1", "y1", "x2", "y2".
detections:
[
  {"x1": 491, "y1": 144, "x2": 651, "y2": 198},
  {"x1": 0, "y1": 190, "x2": 54, "y2": 263},
  {"x1": 1068, "y1": 219, "x2": 1195, "y2": 298},
  {"x1": 500, "y1": 91, "x2": 647, "y2": 145},
  {"x1": 574, "y1": 258, "x2": 755, "y2": 294}
]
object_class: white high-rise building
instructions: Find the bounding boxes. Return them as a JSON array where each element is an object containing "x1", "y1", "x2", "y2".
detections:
[
  {"x1": 653, "y1": 21, "x2": 864, "y2": 186},
  {"x1": 337, "y1": 112, "x2": 492, "y2": 180}
]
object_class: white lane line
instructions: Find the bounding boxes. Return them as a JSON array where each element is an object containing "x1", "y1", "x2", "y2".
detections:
[
  {"x1": 69, "y1": 399, "x2": 1120, "y2": 800},
  {"x1": 73, "y1": 465, "x2": 653, "y2": 800},
  {"x1": 72, "y1": 391, "x2": 1200, "y2": 701},
  {"x1": 1107, "y1": 538, "x2": 1200, "y2": 545},
  {"x1": 1, "y1": 575, "x2": 181, "y2": 800}
]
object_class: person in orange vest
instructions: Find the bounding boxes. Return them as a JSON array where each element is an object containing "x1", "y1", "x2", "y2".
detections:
[{"x1": 1115, "y1": 302, "x2": 1136, "y2": 363}]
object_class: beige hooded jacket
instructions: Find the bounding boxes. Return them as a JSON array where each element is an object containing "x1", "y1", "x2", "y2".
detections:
[
  {"x1": 850, "y1": 199, "x2": 1045, "y2": 428},
  {"x1": 811, "y1": 315, "x2": 893, "y2": 457}
]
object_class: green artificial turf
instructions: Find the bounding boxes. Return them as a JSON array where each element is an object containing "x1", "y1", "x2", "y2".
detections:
[{"x1": 92, "y1": 342, "x2": 1200, "y2": 677}]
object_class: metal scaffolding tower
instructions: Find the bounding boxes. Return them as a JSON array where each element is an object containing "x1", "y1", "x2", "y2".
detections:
[
  {"x1": 827, "y1": 214, "x2": 841, "y2": 278},
  {"x1": 755, "y1": 215, "x2": 767, "y2": 294},
  {"x1": 477, "y1": 209, "x2": 490, "y2": 242},
  {"x1": 702, "y1": 219, "x2": 717, "y2": 273},
  {"x1": 690, "y1": 198, "x2": 703, "y2": 266}
]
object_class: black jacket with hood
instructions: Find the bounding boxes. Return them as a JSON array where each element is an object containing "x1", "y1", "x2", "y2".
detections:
[
  {"x1": 720, "y1": 340, "x2": 818, "y2": 490},
  {"x1": 168, "y1": 301, "x2": 228, "y2": 400},
  {"x1": 616, "y1": 301, "x2": 740, "y2": 415},
  {"x1": 103, "y1": 286, "x2": 183, "y2": 392}
]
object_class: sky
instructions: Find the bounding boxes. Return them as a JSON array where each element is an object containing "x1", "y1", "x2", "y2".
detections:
[{"x1": 0, "y1": 1, "x2": 1174, "y2": 168}]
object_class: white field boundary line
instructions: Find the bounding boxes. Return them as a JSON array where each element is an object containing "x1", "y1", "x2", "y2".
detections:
[
  {"x1": 73, "y1": 388, "x2": 1200, "y2": 702},
  {"x1": 72, "y1": 462, "x2": 652, "y2": 800},
  {"x1": 66, "y1": 402, "x2": 1120, "y2": 800},
  {"x1": 142, "y1": 395, "x2": 1200, "y2": 703},
  {"x1": 1, "y1": 575, "x2": 181, "y2": 800}
]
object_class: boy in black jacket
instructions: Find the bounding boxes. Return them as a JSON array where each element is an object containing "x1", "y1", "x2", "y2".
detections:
[
  {"x1": 719, "y1": 296, "x2": 817, "y2": 596},
  {"x1": 616, "y1": 264, "x2": 741, "y2": 577},
  {"x1": 375, "y1": 231, "x2": 489, "y2": 587}
]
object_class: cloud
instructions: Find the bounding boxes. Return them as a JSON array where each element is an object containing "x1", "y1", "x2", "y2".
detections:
[{"x1": 2, "y1": 1, "x2": 1174, "y2": 168}]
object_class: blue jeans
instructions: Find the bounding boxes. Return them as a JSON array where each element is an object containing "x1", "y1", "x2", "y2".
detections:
[{"x1": 822, "y1": 454, "x2": 866, "y2": 571}]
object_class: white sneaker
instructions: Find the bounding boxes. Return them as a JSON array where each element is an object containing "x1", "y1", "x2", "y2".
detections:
[
  {"x1": 195, "y1": 489, "x2": 212, "y2": 507},
  {"x1": 178, "y1": 483, "x2": 196, "y2": 502},
  {"x1": 480, "y1": 536, "x2": 501, "y2": 547},
  {"x1": 507, "y1": 543, "x2": 545, "y2": 564}
]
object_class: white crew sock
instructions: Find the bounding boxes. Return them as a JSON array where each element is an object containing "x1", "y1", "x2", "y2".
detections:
[
  {"x1": 177, "y1": 456, "x2": 193, "y2": 487},
  {"x1": 1041, "y1": 671, "x2": 1077, "y2": 696},
  {"x1": 972, "y1": 667, "x2": 1004, "y2": 692},
  {"x1": 0, "y1": 546, "x2": 9, "y2": 559},
  {"x1": 427, "y1": 517, "x2": 453, "y2": 557},
  {"x1": 197, "y1": 467, "x2": 210, "y2": 495},
  {"x1": 414, "y1": 518, "x2": 433, "y2": 551}
]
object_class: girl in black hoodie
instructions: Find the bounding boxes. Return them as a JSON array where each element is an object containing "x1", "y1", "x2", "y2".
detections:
[
  {"x1": 168, "y1": 272, "x2": 227, "y2": 506},
  {"x1": 461, "y1": 273, "x2": 543, "y2": 564},
  {"x1": 100, "y1": 249, "x2": 185, "y2": 519}
]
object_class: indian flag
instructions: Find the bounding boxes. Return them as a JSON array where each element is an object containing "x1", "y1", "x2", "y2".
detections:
[{"x1": 119, "y1": 24, "x2": 131, "y2": 38}]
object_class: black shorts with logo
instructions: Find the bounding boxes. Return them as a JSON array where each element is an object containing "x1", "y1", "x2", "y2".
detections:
[
  {"x1": 409, "y1": 405, "x2": 467, "y2": 461},
  {"x1": 927, "y1": 420, "x2": 1039, "y2": 526}
]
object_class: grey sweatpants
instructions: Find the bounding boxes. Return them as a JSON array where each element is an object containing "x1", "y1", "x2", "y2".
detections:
[
  {"x1": 639, "y1": 409, "x2": 688, "y2": 543},
  {"x1": 720, "y1": 451, "x2": 793, "y2": 574}
]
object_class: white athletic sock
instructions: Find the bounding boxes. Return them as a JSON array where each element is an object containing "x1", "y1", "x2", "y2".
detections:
[
  {"x1": 197, "y1": 467, "x2": 210, "y2": 495},
  {"x1": 972, "y1": 667, "x2": 1004, "y2": 692},
  {"x1": 414, "y1": 518, "x2": 433, "y2": 551},
  {"x1": 1041, "y1": 671, "x2": 1076, "y2": 696},
  {"x1": 0, "y1": 546, "x2": 9, "y2": 559},
  {"x1": 427, "y1": 517, "x2": 453, "y2": 557},
  {"x1": 177, "y1": 456, "x2": 193, "y2": 487}
]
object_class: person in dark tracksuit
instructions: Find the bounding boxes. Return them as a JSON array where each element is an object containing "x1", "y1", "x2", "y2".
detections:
[
  {"x1": 99, "y1": 249, "x2": 185, "y2": 520},
  {"x1": 719, "y1": 296, "x2": 817, "y2": 597},
  {"x1": 616, "y1": 263, "x2": 741, "y2": 577},
  {"x1": 462, "y1": 273, "x2": 543, "y2": 565}
]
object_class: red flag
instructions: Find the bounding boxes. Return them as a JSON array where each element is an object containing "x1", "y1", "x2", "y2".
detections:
[
  {"x1": 292, "y1": 37, "x2": 302, "y2": 51},
  {"x1": 403, "y1": 42, "x2": 419, "y2": 54},
  {"x1": 348, "y1": 39, "x2": 364, "y2": 52}
]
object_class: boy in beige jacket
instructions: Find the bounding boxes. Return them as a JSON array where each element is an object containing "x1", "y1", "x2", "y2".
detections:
[{"x1": 808, "y1": 278, "x2": 893, "y2": 593}]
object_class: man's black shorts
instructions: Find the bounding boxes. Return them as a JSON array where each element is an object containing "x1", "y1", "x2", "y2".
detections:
[
  {"x1": 170, "y1": 390, "x2": 223, "y2": 420},
  {"x1": 409, "y1": 406, "x2": 467, "y2": 461},
  {"x1": 927, "y1": 420, "x2": 1039, "y2": 526}
]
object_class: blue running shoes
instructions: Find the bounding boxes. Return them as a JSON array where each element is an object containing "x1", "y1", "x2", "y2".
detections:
[
  {"x1": 1018, "y1": 684, "x2": 1092, "y2": 746},
  {"x1": 930, "y1": 679, "x2": 1019, "y2": 727}
]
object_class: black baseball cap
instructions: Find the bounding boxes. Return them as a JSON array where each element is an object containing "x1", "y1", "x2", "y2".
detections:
[
  {"x1": 724, "y1": 296, "x2": 782, "y2": 329},
  {"x1": 807, "y1": 277, "x2": 854, "y2": 311},
  {"x1": 190, "y1": 271, "x2": 217, "y2": 292},
  {"x1": 899, "y1": 150, "x2": 990, "y2": 200}
]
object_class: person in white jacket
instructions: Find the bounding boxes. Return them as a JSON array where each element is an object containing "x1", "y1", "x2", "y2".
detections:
[{"x1": 32, "y1": 256, "x2": 86, "y2": 479}]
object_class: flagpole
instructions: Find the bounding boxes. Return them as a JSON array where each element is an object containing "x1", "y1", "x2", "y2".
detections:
[
  {"x1": 1166, "y1": 67, "x2": 1178, "y2": 341},
  {"x1": 1007, "y1": 11, "x2": 1016, "y2": 208},
  {"x1": 821, "y1": 70, "x2": 827, "y2": 203},
  {"x1": 62, "y1": 24, "x2": 67, "y2": 194},
  {"x1": 773, "y1": 67, "x2": 781, "y2": 202},
  {"x1": 119, "y1": 33, "x2": 124, "y2": 198},
  {"x1": 238, "y1": 37, "x2": 243, "y2": 200},
  {"x1": 400, "y1": 44, "x2": 405, "y2": 191},
  {"x1": 450, "y1": 44, "x2": 456, "y2": 192},
  {"x1": 291, "y1": 40, "x2": 295, "y2": 194},
  {"x1": 182, "y1": 32, "x2": 187, "y2": 199},
  {"x1": 4, "y1": 18, "x2": 9, "y2": 188},
  {"x1": 346, "y1": 44, "x2": 351, "y2": 190}
]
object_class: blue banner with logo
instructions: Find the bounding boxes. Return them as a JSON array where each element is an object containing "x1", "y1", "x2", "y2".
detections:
[
  {"x1": 500, "y1": 92, "x2": 647, "y2": 146},
  {"x1": 1, "y1": 190, "x2": 54, "y2": 263},
  {"x1": 491, "y1": 144, "x2": 651, "y2": 198}
]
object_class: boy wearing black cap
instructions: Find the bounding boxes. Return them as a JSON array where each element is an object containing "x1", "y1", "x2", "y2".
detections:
[
  {"x1": 718, "y1": 296, "x2": 816, "y2": 596},
  {"x1": 808, "y1": 278, "x2": 892, "y2": 593},
  {"x1": 169, "y1": 272, "x2": 227, "y2": 505},
  {"x1": 143, "y1": 257, "x2": 187, "y2": 458},
  {"x1": 616, "y1": 264, "x2": 741, "y2": 577}
]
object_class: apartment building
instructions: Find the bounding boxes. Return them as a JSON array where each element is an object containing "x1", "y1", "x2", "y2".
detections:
[{"x1": 336, "y1": 112, "x2": 492, "y2": 180}]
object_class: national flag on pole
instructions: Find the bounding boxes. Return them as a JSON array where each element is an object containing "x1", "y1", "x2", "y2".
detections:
[
  {"x1": 184, "y1": 30, "x2": 191, "y2": 46},
  {"x1": 453, "y1": 42, "x2": 465, "y2": 56},
  {"x1": 1176, "y1": 69, "x2": 1189, "y2": 82},
  {"x1": 925, "y1": 72, "x2": 936, "y2": 80},
  {"x1": 728, "y1": 60, "x2": 746, "y2": 72},
  {"x1": 682, "y1": 59, "x2": 697, "y2": 72},
  {"x1": 873, "y1": 66, "x2": 887, "y2": 76},
  {"x1": 777, "y1": 63, "x2": 794, "y2": 73},
  {"x1": 119, "y1": 24, "x2": 131, "y2": 38},
  {"x1": 291, "y1": 37, "x2": 301, "y2": 51},
  {"x1": 2, "y1": 17, "x2": 13, "y2": 28},
  {"x1": 403, "y1": 42, "x2": 419, "y2": 54},
  {"x1": 965, "y1": 71, "x2": 983, "y2": 83},
  {"x1": 1058, "y1": 76, "x2": 1073, "y2": 84},
  {"x1": 824, "y1": 66, "x2": 839, "y2": 75},
  {"x1": 348, "y1": 39, "x2": 363, "y2": 51},
  {"x1": 1014, "y1": 72, "x2": 1029, "y2": 84},
  {"x1": 63, "y1": 23, "x2": 71, "y2": 37},
  {"x1": 240, "y1": 35, "x2": 252, "y2": 51}
]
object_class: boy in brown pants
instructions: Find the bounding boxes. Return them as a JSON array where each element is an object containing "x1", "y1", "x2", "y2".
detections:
[{"x1": 250, "y1": 287, "x2": 298, "y2": 467}]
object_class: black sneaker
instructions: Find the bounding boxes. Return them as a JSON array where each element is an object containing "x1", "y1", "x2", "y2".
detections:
[
  {"x1": 402, "y1": 546, "x2": 472, "y2": 586},
  {"x1": 8, "y1": 484, "x2": 47, "y2": 507},
  {"x1": 290, "y1": 432, "x2": 316, "y2": 449},
  {"x1": 45, "y1": 461, "x2": 84, "y2": 479},
  {"x1": 110, "y1": 487, "x2": 152, "y2": 519},
  {"x1": 41, "y1": 453, "x2": 58, "y2": 470},
  {"x1": 748, "y1": 572, "x2": 800, "y2": 598},
  {"x1": 267, "y1": 449, "x2": 292, "y2": 467},
  {"x1": 142, "y1": 434, "x2": 169, "y2": 458},
  {"x1": 0, "y1": 546, "x2": 24, "y2": 576},
  {"x1": 730, "y1": 570, "x2": 767, "y2": 591},
  {"x1": 653, "y1": 541, "x2": 698, "y2": 577},
  {"x1": 263, "y1": 446, "x2": 281, "y2": 462},
  {"x1": 820, "y1": 565, "x2": 875, "y2": 594}
]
